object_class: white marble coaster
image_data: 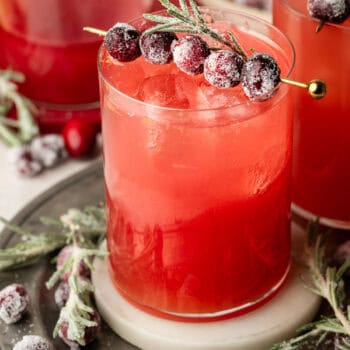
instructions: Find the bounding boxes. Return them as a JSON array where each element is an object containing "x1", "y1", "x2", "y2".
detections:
[{"x1": 92, "y1": 224, "x2": 320, "y2": 350}]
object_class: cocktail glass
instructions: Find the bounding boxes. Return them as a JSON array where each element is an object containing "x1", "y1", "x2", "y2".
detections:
[
  {"x1": 99, "y1": 7, "x2": 295, "y2": 319},
  {"x1": 273, "y1": 0, "x2": 350, "y2": 228},
  {"x1": 0, "y1": 0, "x2": 157, "y2": 132}
]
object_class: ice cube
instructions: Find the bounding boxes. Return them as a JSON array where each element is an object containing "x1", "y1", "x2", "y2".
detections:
[{"x1": 137, "y1": 74, "x2": 190, "y2": 109}]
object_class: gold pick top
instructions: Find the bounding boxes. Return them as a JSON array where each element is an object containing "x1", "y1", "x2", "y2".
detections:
[
  {"x1": 83, "y1": 26, "x2": 327, "y2": 100},
  {"x1": 280, "y1": 77, "x2": 327, "y2": 99}
]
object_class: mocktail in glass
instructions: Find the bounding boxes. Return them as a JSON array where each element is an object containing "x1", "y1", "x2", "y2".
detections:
[
  {"x1": 273, "y1": 0, "x2": 350, "y2": 227},
  {"x1": 99, "y1": 8, "x2": 295, "y2": 319},
  {"x1": 0, "y1": 0, "x2": 153, "y2": 132}
]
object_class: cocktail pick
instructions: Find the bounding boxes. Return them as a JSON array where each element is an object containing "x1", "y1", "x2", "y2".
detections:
[
  {"x1": 84, "y1": 27, "x2": 107, "y2": 36},
  {"x1": 280, "y1": 78, "x2": 327, "y2": 99},
  {"x1": 84, "y1": 26, "x2": 327, "y2": 99}
]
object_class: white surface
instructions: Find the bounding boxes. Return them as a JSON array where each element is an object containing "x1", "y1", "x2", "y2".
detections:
[
  {"x1": 92, "y1": 225, "x2": 320, "y2": 350},
  {"x1": 0, "y1": 142, "x2": 96, "y2": 231}
]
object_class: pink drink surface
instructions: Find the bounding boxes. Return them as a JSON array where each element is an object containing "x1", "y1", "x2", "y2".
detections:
[
  {"x1": 273, "y1": 0, "x2": 350, "y2": 221},
  {"x1": 101, "y1": 21, "x2": 293, "y2": 316}
]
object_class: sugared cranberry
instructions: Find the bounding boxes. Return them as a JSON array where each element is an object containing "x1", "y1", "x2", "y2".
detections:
[
  {"x1": 56, "y1": 245, "x2": 91, "y2": 281},
  {"x1": 58, "y1": 309, "x2": 100, "y2": 347},
  {"x1": 31, "y1": 135, "x2": 67, "y2": 168},
  {"x1": 204, "y1": 50, "x2": 244, "y2": 88},
  {"x1": 9, "y1": 146, "x2": 42, "y2": 177},
  {"x1": 13, "y1": 335, "x2": 53, "y2": 350},
  {"x1": 172, "y1": 35, "x2": 210, "y2": 75},
  {"x1": 54, "y1": 281, "x2": 70, "y2": 308},
  {"x1": 104, "y1": 23, "x2": 142, "y2": 62},
  {"x1": 0, "y1": 283, "x2": 29, "y2": 324},
  {"x1": 241, "y1": 53, "x2": 281, "y2": 101},
  {"x1": 140, "y1": 31, "x2": 178, "y2": 64},
  {"x1": 62, "y1": 119, "x2": 97, "y2": 158},
  {"x1": 308, "y1": 0, "x2": 350, "y2": 24}
]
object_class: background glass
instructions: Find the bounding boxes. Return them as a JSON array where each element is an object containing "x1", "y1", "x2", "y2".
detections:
[
  {"x1": 273, "y1": 0, "x2": 350, "y2": 228},
  {"x1": 0, "y1": 0, "x2": 162, "y2": 132}
]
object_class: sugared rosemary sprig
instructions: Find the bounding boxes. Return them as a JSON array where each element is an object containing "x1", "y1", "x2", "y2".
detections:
[
  {"x1": 272, "y1": 221, "x2": 350, "y2": 350},
  {"x1": 143, "y1": 0, "x2": 248, "y2": 59},
  {"x1": 0, "y1": 206, "x2": 106, "y2": 271},
  {"x1": 0, "y1": 69, "x2": 38, "y2": 146},
  {"x1": 0, "y1": 206, "x2": 107, "y2": 346},
  {"x1": 45, "y1": 218, "x2": 107, "y2": 346}
]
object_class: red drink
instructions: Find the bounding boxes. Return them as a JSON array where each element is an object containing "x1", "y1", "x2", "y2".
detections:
[
  {"x1": 273, "y1": 0, "x2": 350, "y2": 227},
  {"x1": 0, "y1": 0, "x2": 156, "y2": 132},
  {"x1": 100, "y1": 8, "x2": 294, "y2": 318}
]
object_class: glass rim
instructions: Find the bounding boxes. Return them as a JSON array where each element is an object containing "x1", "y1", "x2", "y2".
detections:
[
  {"x1": 98, "y1": 6, "x2": 296, "y2": 116},
  {"x1": 278, "y1": 0, "x2": 350, "y2": 31}
]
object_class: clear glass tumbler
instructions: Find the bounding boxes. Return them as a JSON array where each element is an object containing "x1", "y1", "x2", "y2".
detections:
[
  {"x1": 273, "y1": 0, "x2": 350, "y2": 228},
  {"x1": 99, "y1": 7, "x2": 295, "y2": 319}
]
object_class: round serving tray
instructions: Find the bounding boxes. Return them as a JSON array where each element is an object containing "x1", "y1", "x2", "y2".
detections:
[{"x1": 0, "y1": 161, "x2": 137, "y2": 350}]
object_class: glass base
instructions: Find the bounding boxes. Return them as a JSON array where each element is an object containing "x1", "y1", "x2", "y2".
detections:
[
  {"x1": 292, "y1": 203, "x2": 350, "y2": 230},
  {"x1": 34, "y1": 100, "x2": 101, "y2": 134},
  {"x1": 109, "y1": 263, "x2": 291, "y2": 322}
]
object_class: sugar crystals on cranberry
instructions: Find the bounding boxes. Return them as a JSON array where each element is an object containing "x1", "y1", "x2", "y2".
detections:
[
  {"x1": 241, "y1": 53, "x2": 281, "y2": 101},
  {"x1": 13, "y1": 335, "x2": 53, "y2": 350},
  {"x1": 204, "y1": 50, "x2": 244, "y2": 88},
  {"x1": 0, "y1": 283, "x2": 29, "y2": 324},
  {"x1": 9, "y1": 146, "x2": 43, "y2": 177},
  {"x1": 58, "y1": 309, "x2": 101, "y2": 348},
  {"x1": 172, "y1": 35, "x2": 210, "y2": 75},
  {"x1": 31, "y1": 134, "x2": 67, "y2": 168},
  {"x1": 54, "y1": 281, "x2": 70, "y2": 308},
  {"x1": 56, "y1": 245, "x2": 91, "y2": 281},
  {"x1": 140, "y1": 31, "x2": 178, "y2": 64},
  {"x1": 104, "y1": 23, "x2": 142, "y2": 62},
  {"x1": 307, "y1": 0, "x2": 350, "y2": 24}
]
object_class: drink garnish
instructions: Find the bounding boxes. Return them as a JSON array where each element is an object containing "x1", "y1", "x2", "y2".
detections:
[
  {"x1": 204, "y1": 50, "x2": 244, "y2": 88},
  {"x1": 140, "y1": 31, "x2": 178, "y2": 64},
  {"x1": 307, "y1": 0, "x2": 350, "y2": 32},
  {"x1": 172, "y1": 35, "x2": 210, "y2": 74},
  {"x1": 104, "y1": 23, "x2": 142, "y2": 61},
  {"x1": 84, "y1": 0, "x2": 327, "y2": 100}
]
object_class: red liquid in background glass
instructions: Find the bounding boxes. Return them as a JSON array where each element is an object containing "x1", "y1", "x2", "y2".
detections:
[
  {"x1": 273, "y1": 0, "x2": 350, "y2": 222},
  {"x1": 0, "y1": 0, "x2": 161, "y2": 132},
  {"x1": 100, "y1": 18, "x2": 293, "y2": 317}
]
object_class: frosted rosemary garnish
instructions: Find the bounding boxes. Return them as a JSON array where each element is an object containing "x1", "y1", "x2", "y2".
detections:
[
  {"x1": 0, "y1": 206, "x2": 107, "y2": 347},
  {"x1": 142, "y1": 0, "x2": 247, "y2": 58}
]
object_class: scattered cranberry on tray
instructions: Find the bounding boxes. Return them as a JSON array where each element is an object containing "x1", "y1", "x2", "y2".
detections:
[
  {"x1": 9, "y1": 146, "x2": 43, "y2": 177},
  {"x1": 31, "y1": 134, "x2": 67, "y2": 168},
  {"x1": 56, "y1": 245, "x2": 91, "y2": 281},
  {"x1": 58, "y1": 309, "x2": 101, "y2": 348},
  {"x1": 13, "y1": 335, "x2": 53, "y2": 350},
  {"x1": 54, "y1": 281, "x2": 70, "y2": 308},
  {"x1": 62, "y1": 119, "x2": 98, "y2": 158},
  {"x1": 0, "y1": 283, "x2": 29, "y2": 324}
]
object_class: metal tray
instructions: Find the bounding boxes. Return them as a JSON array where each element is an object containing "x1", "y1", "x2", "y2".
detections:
[{"x1": 0, "y1": 161, "x2": 137, "y2": 350}]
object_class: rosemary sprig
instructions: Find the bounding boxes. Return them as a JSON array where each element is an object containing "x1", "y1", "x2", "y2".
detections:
[
  {"x1": 0, "y1": 206, "x2": 106, "y2": 271},
  {"x1": 0, "y1": 69, "x2": 38, "y2": 146},
  {"x1": 143, "y1": 0, "x2": 248, "y2": 59},
  {"x1": 0, "y1": 206, "x2": 107, "y2": 346},
  {"x1": 272, "y1": 221, "x2": 350, "y2": 349},
  {"x1": 45, "y1": 220, "x2": 107, "y2": 346}
]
